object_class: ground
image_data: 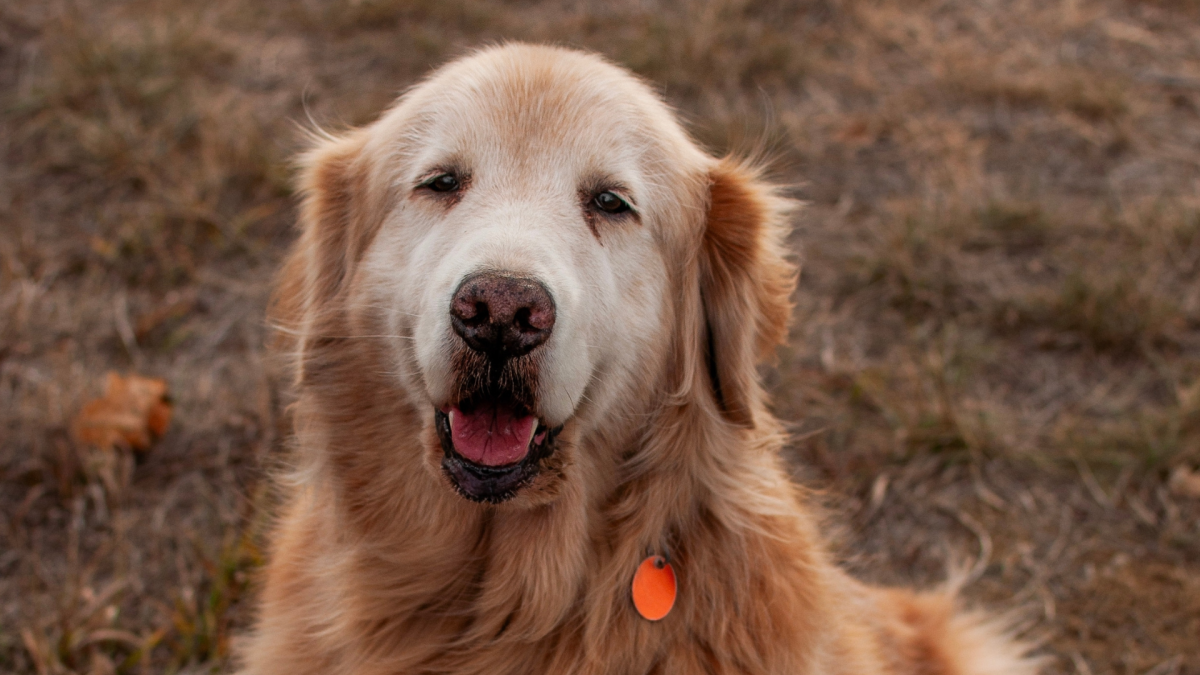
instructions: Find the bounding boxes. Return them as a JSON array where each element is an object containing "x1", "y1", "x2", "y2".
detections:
[{"x1": 1, "y1": 1, "x2": 1198, "y2": 673}]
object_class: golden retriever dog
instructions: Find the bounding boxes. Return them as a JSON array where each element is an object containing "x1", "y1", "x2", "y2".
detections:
[{"x1": 239, "y1": 43, "x2": 1038, "y2": 675}]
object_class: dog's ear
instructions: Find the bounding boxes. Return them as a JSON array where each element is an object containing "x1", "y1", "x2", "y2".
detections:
[
  {"x1": 270, "y1": 132, "x2": 390, "y2": 381},
  {"x1": 698, "y1": 158, "x2": 798, "y2": 427}
]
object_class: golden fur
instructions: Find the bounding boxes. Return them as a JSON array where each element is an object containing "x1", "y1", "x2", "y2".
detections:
[{"x1": 239, "y1": 44, "x2": 1039, "y2": 675}]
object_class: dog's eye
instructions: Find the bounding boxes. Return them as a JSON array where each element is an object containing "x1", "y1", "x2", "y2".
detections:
[
  {"x1": 592, "y1": 191, "x2": 630, "y2": 214},
  {"x1": 427, "y1": 173, "x2": 461, "y2": 192}
]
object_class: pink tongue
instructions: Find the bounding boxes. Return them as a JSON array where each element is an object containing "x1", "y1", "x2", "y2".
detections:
[{"x1": 449, "y1": 404, "x2": 537, "y2": 467}]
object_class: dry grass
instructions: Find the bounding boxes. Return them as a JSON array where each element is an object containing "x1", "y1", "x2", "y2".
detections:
[{"x1": 2, "y1": 0, "x2": 1198, "y2": 673}]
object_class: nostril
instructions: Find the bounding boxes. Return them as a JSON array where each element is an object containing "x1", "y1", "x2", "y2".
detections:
[
  {"x1": 471, "y1": 302, "x2": 489, "y2": 325},
  {"x1": 513, "y1": 307, "x2": 533, "y2": 333},
  {"x1": 451, "y1": 297, "x2": 489, "y2": 325}
]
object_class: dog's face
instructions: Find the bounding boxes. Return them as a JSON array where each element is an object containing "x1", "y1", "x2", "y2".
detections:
[
  {"x1": 278, "y1": 45, "x2": 795, "y2": 507},
  {"x1": 361, "y1": 50, "x2": 703, "y2": 503}
]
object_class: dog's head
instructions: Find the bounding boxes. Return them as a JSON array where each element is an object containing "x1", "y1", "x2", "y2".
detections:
[{"x1": 274, "y1": 44, "x2": 796, "y2": 507}]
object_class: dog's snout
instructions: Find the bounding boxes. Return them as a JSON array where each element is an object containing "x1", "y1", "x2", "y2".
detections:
[{"x1": 450, "y1": 273, "x2": 556, "y2": 359}]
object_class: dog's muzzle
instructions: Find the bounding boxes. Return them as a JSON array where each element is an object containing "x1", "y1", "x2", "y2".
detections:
[{"x1": 437, "y1": 272, "x2": 562, "y2": 502}]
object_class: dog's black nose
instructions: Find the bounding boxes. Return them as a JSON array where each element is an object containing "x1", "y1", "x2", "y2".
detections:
[{"x1": 450, "y1": 273, "x2": 555, "y2": 359}]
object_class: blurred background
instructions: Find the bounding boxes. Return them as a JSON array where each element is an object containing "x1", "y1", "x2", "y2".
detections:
[{"x1": 2, "y1": 0, "x2": 1198, "y2": 673}]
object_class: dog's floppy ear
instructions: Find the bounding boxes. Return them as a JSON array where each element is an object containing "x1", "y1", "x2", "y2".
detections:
[
  {"x1": 270, "y1": 131, "x2": 390, "y2": 381},
  {"x1": 698, "y1": 158, "x2": 798, "y2": 427}
]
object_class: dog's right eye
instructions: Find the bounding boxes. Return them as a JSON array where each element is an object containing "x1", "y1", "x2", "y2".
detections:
[
  {"x1": 592, "y1": 191, "x2": 630, "y2": 214},
  {"x1": 426, "y1": 174, "x2": 460, "y2": 192}
]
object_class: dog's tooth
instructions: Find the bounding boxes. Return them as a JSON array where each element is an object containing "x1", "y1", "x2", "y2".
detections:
[
  {"x1": 448, "y1": 409, "x2": 456, "y2": 432},
  {"x1": 528, "y1": 421, "x2": 538, "y2": 447}
]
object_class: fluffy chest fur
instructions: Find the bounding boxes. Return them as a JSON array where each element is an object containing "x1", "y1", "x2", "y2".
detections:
[{"x1": 255, "y1": 413, "x2": 832, "y2": 674}]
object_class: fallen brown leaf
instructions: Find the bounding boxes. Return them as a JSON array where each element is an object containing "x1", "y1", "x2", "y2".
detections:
[{"x1": 72, "y1": 372, "x2": 172, "y2": 452}]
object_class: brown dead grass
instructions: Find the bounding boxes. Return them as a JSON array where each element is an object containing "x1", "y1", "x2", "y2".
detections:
[{"x1": 2, "y1": 0, "x2": 1199, "y2": 673}]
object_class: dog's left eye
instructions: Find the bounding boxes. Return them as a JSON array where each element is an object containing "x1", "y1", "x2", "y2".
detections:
[
  {"x1": 426, "y1": 173, "x2": 461, "y2": 192},
  {"x1": 592, "y1": 191, "x2": 630, "y2": 214}
]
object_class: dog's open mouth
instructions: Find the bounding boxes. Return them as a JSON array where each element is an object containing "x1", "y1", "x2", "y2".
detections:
[{"x1": 435, "y1": 396, "x2": 560, "y2": 503}]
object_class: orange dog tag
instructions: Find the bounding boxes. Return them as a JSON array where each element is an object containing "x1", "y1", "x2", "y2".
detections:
[{"x1": 632, "y1": 555, "x2": 676, "y2": 621}]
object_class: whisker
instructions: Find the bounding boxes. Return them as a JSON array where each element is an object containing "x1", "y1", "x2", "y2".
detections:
[{"x1": 294, "y1": 334, "x2": 418, "y2": 341}]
